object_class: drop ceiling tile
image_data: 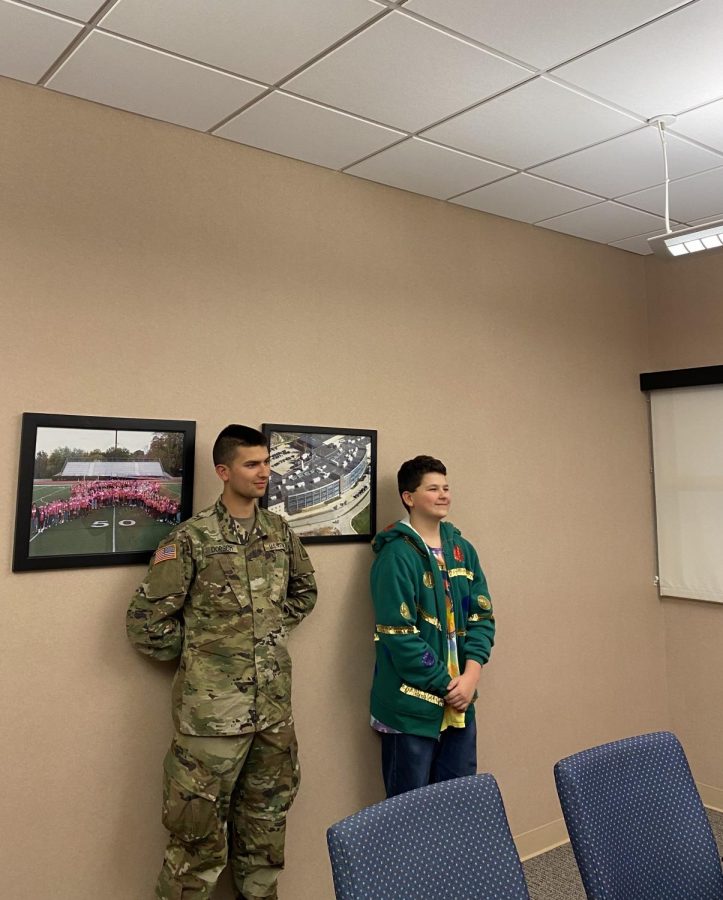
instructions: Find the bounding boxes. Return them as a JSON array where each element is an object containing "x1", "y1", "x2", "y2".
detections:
[
  {"x1": 538, "y1": 201, "x2": 665, "y2": 244},
  {"x1": 100, "y1": 0, "x2": 379, "y2": 84},
  {"x1": 405, "y1": 0, "x2": 687, "y2": 69},
  {"x1": 423, "y1": 77, "x2": 639, "y2": 169},
  {"x1": 46, "y1": 32, "x2": 264, "y2": 131},
  {"x1": 345, "y1": 138, "x2": 512, "y2": 199},
  {"x1": 286, "y1": 11, "x2": 530, "y2": 132},
  {"x1": 609, "y1": 224, "x2": 687, "y2": 255},
  {"x1": 618, "y1": 167, "x2": 723, "y2": 222},
  {"x1": 34, "y1": 0, "x2": 105, "y2": 19},
  {"x1": 554, "y1": 0, "x2": 723, "y2": 118},
  {"x1": 671, "y1": 99, "x2": 723, "y2": 154},
  {"x1": 215, "y1": 92, "x2": 404, "y2": 170},
  {"x1": 688, "y1": 214, "x2": 723, "y2": 227},
  {"x1": 452, "y1": 173, "x2": 600, "y2": 223},
  {"x1": 531, "y1": 128, "x2": 723, "y2": 198},
  {"x1": 609, "y1": 232, "x2": 656, "y2": 255},
  {"x1": 0, "y1": 0, "x2": 81, "y2": 84}
]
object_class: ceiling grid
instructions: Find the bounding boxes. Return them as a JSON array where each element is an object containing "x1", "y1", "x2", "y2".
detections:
[{"x1": 2, "y1": 0, "x2": 722, "y2": 254}]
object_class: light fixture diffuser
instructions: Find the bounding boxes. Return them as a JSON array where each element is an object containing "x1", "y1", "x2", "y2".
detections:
[{"x1": 648, "y1": 220, "x2": 723, "y2": 258}]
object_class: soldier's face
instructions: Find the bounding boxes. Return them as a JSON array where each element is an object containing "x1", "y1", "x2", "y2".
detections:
[{"x1": 216, "y1": 445, "x2": 271, "y2": 500}]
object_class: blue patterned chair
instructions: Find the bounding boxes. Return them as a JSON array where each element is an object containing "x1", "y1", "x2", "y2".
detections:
[
  {"x1": 326, "y1": 773, "x2": 530, "y2": 900},
  {"x1": 554, "y1": 731, "x2": 723, "y2": 900}
]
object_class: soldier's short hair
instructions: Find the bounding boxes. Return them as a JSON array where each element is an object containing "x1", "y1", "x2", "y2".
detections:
[
  {"x1": 397, "y1": 455, "x2": 447, "y2": 512},
  {"x1": 213, "y1": 425, "x2": 268, "y2": 466}
]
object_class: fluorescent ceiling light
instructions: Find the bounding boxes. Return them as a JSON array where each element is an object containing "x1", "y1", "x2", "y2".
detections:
[
  {"x1": 645, "y1": 116, "x2": 723, "y2": 260},
  {"x1": 685, "y1": 239, "x2": 705, "y2": 252},
  {"x1": 648, "y1": 220, "x2": 723, "y2": 258}
]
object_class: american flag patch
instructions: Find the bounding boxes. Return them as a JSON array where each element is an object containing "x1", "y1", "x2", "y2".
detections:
[{"x1": 154, "y1": 544, "x2": 178, "y2": 565}]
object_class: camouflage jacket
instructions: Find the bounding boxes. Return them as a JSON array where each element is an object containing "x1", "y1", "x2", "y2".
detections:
[{"x1": 127, "y1": 497, "x2": 317, "y2": 736}]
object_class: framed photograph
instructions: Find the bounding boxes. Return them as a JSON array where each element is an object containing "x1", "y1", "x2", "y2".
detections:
[
  {"x1": 260, "y1": 424, "x2": 377, "y2": 543},
  {"x1": 13, "y1": 413, "x2": 196, "y2": 572}
]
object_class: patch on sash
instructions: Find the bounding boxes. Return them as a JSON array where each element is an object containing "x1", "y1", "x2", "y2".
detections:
[
  {"x1": 153, "y1": 544, "x2": 177, "y2": 565},
  {"x1": 477, "y1": 595, "x2": 492, "y2": 610},
  {"x1": 263, "y1": 541, "x2": 286, "y2": 552},
  {"x1": 205, "y1": 544, "x2": 238, "y2": 556},
  {"x1": 449, "y1": 568, "x2": 474, "y2": 579},
  {"x1": 422, "y1": 571, "x2": 434, "y2": 588}
]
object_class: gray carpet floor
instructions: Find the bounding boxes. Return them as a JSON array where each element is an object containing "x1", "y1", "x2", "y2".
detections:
[{"x1": 522, "y1": 808, "x2": 723, "y2": 899}]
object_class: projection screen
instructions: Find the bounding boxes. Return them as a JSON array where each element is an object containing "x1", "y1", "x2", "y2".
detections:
[{"x1": 650, "y1": 384, "x2": 723, "y2": 603}]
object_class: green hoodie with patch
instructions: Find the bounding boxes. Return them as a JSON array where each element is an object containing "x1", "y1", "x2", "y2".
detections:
[{"x1": 370, "y1": 519, "x2": 495, "y2": 738}]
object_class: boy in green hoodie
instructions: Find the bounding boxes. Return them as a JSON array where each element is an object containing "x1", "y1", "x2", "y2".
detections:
[{"x1": 370, "y1": 455, "x2": 495, "y2": 797}]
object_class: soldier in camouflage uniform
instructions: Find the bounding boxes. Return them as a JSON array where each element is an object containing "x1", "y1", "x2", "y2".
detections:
[{"x1": 127, "y1": 425, "x2": 317, "y2": 900}]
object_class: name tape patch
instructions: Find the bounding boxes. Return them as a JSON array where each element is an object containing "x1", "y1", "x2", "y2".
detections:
[
  {"x1": 205, "y1": 544, "x2": 238, "y2": 556},
  {"x1": 264, "y1": 541, "x2": 286, "y2": 552}
]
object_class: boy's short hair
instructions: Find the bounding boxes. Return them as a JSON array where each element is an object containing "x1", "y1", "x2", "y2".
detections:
[
  {"x1": 397, "y1": 455, "x2": 447, "y2": 512},
  {"x1": 213, "y1": 425, "x2": 268, "y2": 466}
]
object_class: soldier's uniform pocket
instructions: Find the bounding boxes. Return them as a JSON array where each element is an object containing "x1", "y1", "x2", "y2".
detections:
[{"x1": 161, "y1": 744, "x2": 221, "y2": 843}]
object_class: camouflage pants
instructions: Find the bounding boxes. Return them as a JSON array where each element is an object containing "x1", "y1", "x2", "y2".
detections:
[{"x1": 155, "y1": 719, "x2": 300, "y2": 900}]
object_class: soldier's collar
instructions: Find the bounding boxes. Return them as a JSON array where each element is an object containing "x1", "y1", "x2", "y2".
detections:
[
  {"x1": 215, "y1": 497, "x2": 243, "y2": 544},
  {"x1": 215, "y1": 497, "x2": 269, "y2": 544}
]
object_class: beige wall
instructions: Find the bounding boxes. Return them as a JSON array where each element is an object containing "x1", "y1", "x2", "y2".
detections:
[
  {"x1": 645, "y1": 252, "x2": 723, "y2": 801},
  {"x1": 0, "y1": 75, "x2": 671, "y2": 899}
]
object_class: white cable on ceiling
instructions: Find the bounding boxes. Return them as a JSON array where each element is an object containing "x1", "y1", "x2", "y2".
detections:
[{"x1": 655, "y1": 119, "x2": 672, "y2": 235}]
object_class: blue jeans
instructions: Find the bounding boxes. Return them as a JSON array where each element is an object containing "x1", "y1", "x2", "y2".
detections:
[{"x1": 380, "y1": 719, "x2": 477, "y2": 798}]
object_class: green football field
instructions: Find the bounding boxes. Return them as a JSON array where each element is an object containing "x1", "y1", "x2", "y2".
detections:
[{"x1": 29, "y1": 481, "x2": 181, "y2": 558}]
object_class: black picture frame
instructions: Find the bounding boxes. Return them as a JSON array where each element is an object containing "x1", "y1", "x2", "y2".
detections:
[
  {"x1": 13, "y1": 413, "x2": 196, "y2": 572},
  {"x1": 260, "y1": 423, "x2": 377, "y2": 544}
]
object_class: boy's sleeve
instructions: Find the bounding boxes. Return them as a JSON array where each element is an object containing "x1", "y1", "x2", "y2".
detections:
[
  {"x1": 463, "y1": 543, "x2": 495, "y2": 665},
  {"x1": 282, "y1": 528, "x2": 317, "y2": 629},
  {"x1": 126, "y1": 533, "x2": 194, "y2": 660},
  {"x1": 372, "y1": 548, "x2": 450, "y2": 694}
]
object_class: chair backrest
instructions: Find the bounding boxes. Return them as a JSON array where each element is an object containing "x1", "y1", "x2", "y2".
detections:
[
  {"x1": 326, "y1": 773, "x2": 530, "y2": 900},
  {"x1": 554, "y1": 730, "x2": 723, "y2": 900}
]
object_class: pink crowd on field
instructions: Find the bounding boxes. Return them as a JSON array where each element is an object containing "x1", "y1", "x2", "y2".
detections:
[{"x1": 31, "y1": 479, "x2": 181, "y2": 535}]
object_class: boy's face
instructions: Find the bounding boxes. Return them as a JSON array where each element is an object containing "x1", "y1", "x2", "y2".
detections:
[
  {"x1": 216, "y1": 444, "x2": 271, "y2": 501},
  {"x1": 404, "y1": 471, "x2": 450, "y2": 520}
]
